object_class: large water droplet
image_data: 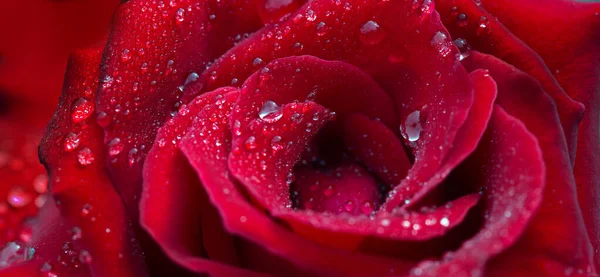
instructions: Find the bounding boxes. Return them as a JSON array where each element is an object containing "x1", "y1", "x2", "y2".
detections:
[
  {"x1": 258, "y1": 100, "x2": 283, "y2": 122},
  {"x1": 77, "y1": 147, "x2": 95, "y2": 166},
  {"x1": 63, "y1": 132, "x2": 81, "y2": 152},
  {"x1": 402, "y1": 110, "x2": 423, "y2": 142},
  {"x1": 120, "y1": 49, "x2": 131, "y2": 63},
  {"x1": 315, "y1": 22, "x2": 329, "y2": 36},
  {"x1": 71, "y1": 98, "x2": 94, "y2": 123},
  {"x1": 96, "y1": 111, "x2": 111, "y2": 127},
  {"x1": 108, "y1": 138, "x2": 124, "y2": 157},
  {"x1": 0, "y1": 242, "x2": 34, "y2": 268},
  {"x1": 456, "y1": 13, "x2": 469, "y2": 27},
  {"x1": 359, "y1": 20, "x2": 386, "y2": 45},
  {"x1": 175, "y1": 8, "x2": 185, "y2": 23},
  {"x1": 431, "y1": 31, "x2": 452, "y2": 58},
  {"x1": 305, "y1": 9, "x2": 316, "y2": 21},
  {"x1": 178, "y1": 72, "x2": 199, "y2": 91}
]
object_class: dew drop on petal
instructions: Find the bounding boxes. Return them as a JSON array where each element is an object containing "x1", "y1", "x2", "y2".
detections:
[
  {"x1": 245, "y1": 136, "x2": 257, "y2": 150},
  {"x1": 77, "y1": 147, "x2": 95, "y2": 166},
  {"x1": 175, "y1": 8, "x2": 185, "y2": 23},
  {"x1": 401, "y1": 110, "x2": 423, "y2": 142},
  {"x1": 456, "y1": 13, "x2": 469, "y2": 27},
  {"x1": 71, "y1": 98, "x2": 94, "y2": 123},
  {"x1": 431, "y1": 31, "x2": 452, "y2": 58},
  {"x1": 79, "y1": 250, "x2": 92, "y2": 264},
  {"x1": 440, "y1": 217, "x2": 450, "y2": 227},
  {"x1": 0, "y1": 241, "x2": 34, "y2": 268},
  {"x1": 259, "y1": 100, "x2": 282, "y2": 122},
  {"x1": 359, "y1": 20, "x2": 386, "y2": 45},
  {"x1": 270, "y1": 136, "x2": 284, "y2": 152},
  {"x1": 108, "y1": 138, "x2": 124, "y2": 157},
  {"x1": 63, "y1": 132, "x2": 81, "y2": 152}
]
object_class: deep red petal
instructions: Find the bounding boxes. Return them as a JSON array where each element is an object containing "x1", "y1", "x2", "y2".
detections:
[
  {"x1": 475, "y1": 0, "x2": 600, "y2": 266},
  {"x1": 463, "y1": 52, "x2": 597, "y2": 275},
  {"x1": 182, "y1": 1, "x2": 476, "y2": 209},
  {"x1": 343, "y1": 113, "x2": 411, "y2": 187},
  {"x1": 435, "y1": 0, "x2": 585, "y2": 162},
  {"x1": 408, "y1": 106, "x2": 545, "y2": 277},
  {"x1": 383, "y1": 68, "x2": 496, "y2": 210},
  {"x1": 0, "y1": 199, "x2": 90, "y2": 277},
  {"x1": 96, "y1": 0, "x2": 263, "y2": 214},
  {"x1": 141, "y1": 88, "x2": 266, "y2": 276},
  {"x1": 178, "y1": 92, "x2": 417, "y2": 277},
  {"x1": 38, "y1": 48, "x2": 147, "y2": 276}
]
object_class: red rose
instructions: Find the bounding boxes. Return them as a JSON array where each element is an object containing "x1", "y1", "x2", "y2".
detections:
[{"x1": 1, "y1": 0, "x2": 599, "y2": 276}]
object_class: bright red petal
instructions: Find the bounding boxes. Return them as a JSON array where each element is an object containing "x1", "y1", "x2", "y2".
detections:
[
  {"x1": 96, "y1": 0, "x2": 263, "y2": 215},
  {"x1": 38, "y1": 48, "x2": 147, "y2": 276}
]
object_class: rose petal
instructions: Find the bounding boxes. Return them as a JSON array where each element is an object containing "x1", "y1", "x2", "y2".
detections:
[
  {"x1": 383, "y1": 68, "x2": 496, "y2": 210},
  {"x1": 39, "y1": 48, "x2": 147, "y2": 276},
  {"x1": 408, "y1": 106, "x2": 544, "y2": 277},
  {"x1": 435, "y1": 0, "x2": 585, "y2": 162},
  {"x1": 141, "y1": 88, "x2": 266, "y2": 276},
  {"x1": 96, "y1": 0, "x2": 263, "y2": 214},
  {"x1": 343, "y1": 113, "x2": 411, "y2": 187},
  {"x1": 182, "y1": 0, "x2": 476, "y2": 206},
  {"x1": 0, "y1": 199, "x2": 90, "y2": 277},
  {"x1": 179, "y1": 91, "x2": 416, "y2": 277},
  {"x1": 463, "y1": 52, "x2": 597, "y2": 275},
  {"x1": 476, "y1": 0, "x2": 600, "y2": 266}
]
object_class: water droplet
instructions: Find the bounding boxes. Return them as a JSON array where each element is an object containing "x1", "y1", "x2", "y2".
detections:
[
  {"x1": 108, "y1": 138, "x2": 124, "y2": 157},
  {"x1": 270, "y1": 136, "x2": 284, "y2": 152},
  {"x1": 127, "y1": 148, "x2": 140, "y2": 166},
  {"x1": 360, "y1": 201, "x2": 374, "y2": 215},
  {"x1": 39, "y1": 262, "x2": 57, "y2": 277},
  {"x1": 456, "y1": 13, "x2": 469, "y2": 27},
  {"x1": 315, "y1": 21, "x2": 329, "y2": 36},
  {"x1": 359, "y1": 20, "x2": 386, "y2": 45},
  {"x1": 63, "y1": 132, "x2": 81, "y2": 152},
  {"x1": 79, "y1": 250, "x2": 92, "y2": 264},
  {"x1": 305, "y1": 9, "x2": 316, "y2": 21},
  {"x1": 71, "y1": 98, "x2": 94, "y2": 123},
  {"x1": 77, "y1": 147, "x2": 95, "y2": 166},
  {"x1": 454, "y1": 38, "x2": 471, "y2": 61},
  {"x1": 96, "y1": 111, "x2": 111, "y2": 127},
  {"x1": 258, "y1": 100, "x2": 283, "y2": 122},
  {"x1": 120, "y1": 49, "x2": 131, "y2": 63},
  {"x1": 70, "y1": 227, "x2": 82, "y2": 241},
  {"x1": 380, "y1": 218, "x2": 391, "y2": 227},
  {"x1": 440, "y1": 217, "x2": 450, "y2": 227},
  {"x1": 244, "y1": 136, "x2": 257, "y2": 150},
  {"x1": 7, "y1": 187, "x2": 31, "y2": 208},
  {"x1": 0, "y1": 241, "x2": 34, "y2": 268},
  {"x1": 343, "y1": 200, "x2": 356, "y2": 212},
  {"x1": 175, "y1": 8, "x2": 185, "y2": 23},
  {"x1": 431, "y1": 31, "x2": 452, "y2": 58},
  {"x1": 81, "y1": 203, "x2": 92, "y2": 217},
  {"x1": 401, "y1": 110, "x2": 423, "y2": 142},
  {"x1": 476, "y1": 16, "x2": 490, "y2": 36},
  {"x1": 178, "y1": 72, "x2": 199, "y2": 91},
  {"x1": 252, "y1": 57, "x2": 264, "y2": 66}
]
